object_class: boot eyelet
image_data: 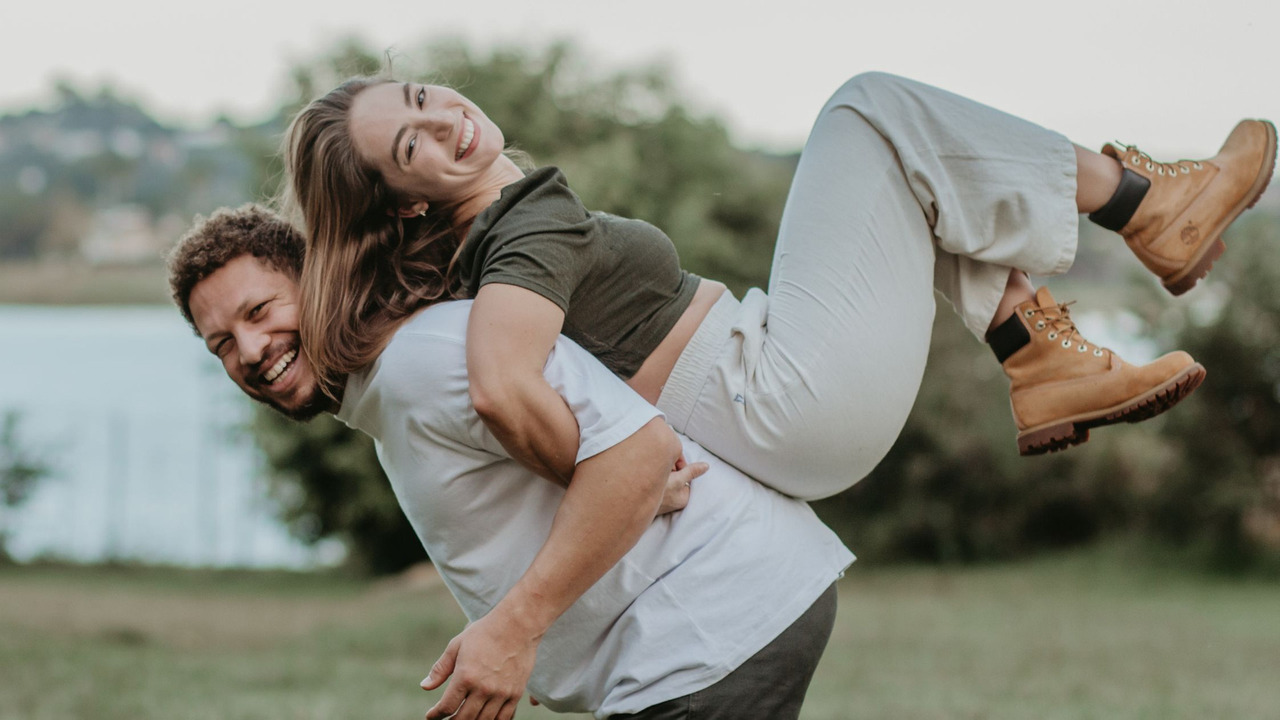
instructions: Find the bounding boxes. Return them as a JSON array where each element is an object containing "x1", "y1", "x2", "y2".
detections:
[
  {"x1": 1093, "y1": 349, "x2": 1103, "y2": 357},
  {"x1": 1061, "y1": 339, "x2": 1072, "y2": 348},
  {"x1": 1047, "y1": 332, "x2": 1058, "y2": 340},
  {"x1": 1024, "y1": 310, "x2": 1035, "y2": 318},
  {"x1": 1132, "y1": 157, "x2": 1142, "y2": 166},
  {"x1": 1157, "y1": 167, "x2": 1164, "y2": 176},
  {"x1": 1194, "y1": 162, "x2": 1202, "y2": 169},
  {"x1": 1180, "y1": 166, "x2": 1190, "y2": 174},
  {"x1": 1035, "y1": 321, "x2": 1045, "y2": 330},
  {"x1": 1146, "y1": 162, "x2": 1155, "y2": 171},
  {"x1": 1078, "y1": 344, "x2": 1088, "y2": 352}
]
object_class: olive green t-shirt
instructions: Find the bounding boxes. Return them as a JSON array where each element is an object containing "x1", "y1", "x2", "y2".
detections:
[{"x1": 457, "y1": 167, "x2": 701, "y2": 379}]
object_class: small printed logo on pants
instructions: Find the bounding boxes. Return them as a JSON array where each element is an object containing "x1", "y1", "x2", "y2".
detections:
[{"x1": 734, "y1": 394, "x2": 745, "y2": 404}]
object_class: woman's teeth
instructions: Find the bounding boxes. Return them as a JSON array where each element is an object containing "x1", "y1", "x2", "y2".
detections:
[
  {"x1": 264, "y1": 349, "x2": 296, "y2": 384},
  {"x1": 456, "y1": 117, "x2": 474, "y2": 160}
]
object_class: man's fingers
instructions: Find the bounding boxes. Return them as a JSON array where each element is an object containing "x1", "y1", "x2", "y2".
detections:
[
  {"x1": 498, "y1": 698, "x2": 521, "y2": 720},
  {"x1": 473, "y1": 696, "x2": 506, "y2": 720},
  {"x1": 424, "y1": 688, "x2": 467, "y2": 720},
  {"x1": 422, "y1": 638, "x2": 461, "y2": 691},
  {"x1": 458, "y1": 694, "x2": 493, "y2": 720}
]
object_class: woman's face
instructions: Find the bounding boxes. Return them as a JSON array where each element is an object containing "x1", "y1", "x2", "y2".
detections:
[{"x1": 348, "y1": 82, "x2": 505, "y2": 209}]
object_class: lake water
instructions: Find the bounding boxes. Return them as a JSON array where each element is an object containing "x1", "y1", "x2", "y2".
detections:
[
  {"x1": 0, "y1": 305, "x2": 339, "y2": 567},
  {"x1": 0, "y1": 301, "x2": 1158, "y2": 569}
]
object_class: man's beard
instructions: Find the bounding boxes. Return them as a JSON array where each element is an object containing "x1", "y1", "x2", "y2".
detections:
[
  {"x1": 259, "y1": 389, "x2": 332, "y2": 423},
  {"x1": 248, "y1": 336, "x2": 333, "y2": 422}
]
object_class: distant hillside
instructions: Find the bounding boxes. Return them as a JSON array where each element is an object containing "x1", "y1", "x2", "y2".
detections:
[{"x1": 0, "y1": 84, "x2": 281, "y2": 264}]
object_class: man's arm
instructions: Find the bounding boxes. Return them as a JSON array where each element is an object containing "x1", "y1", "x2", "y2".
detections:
[{"x1": 422, "y1": 417, "x2": 700, "y2": 720}]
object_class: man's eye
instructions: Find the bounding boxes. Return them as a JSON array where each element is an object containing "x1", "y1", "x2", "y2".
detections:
[
  {"x1": 214, "y1": 339, "x2": 231, "y2": 357},
  {"x1": 417, "y1": 88, "x2": 426, "y2": 107},
  {"x1": 249, "y1": 301, "x2": 267, "y2": 318}
]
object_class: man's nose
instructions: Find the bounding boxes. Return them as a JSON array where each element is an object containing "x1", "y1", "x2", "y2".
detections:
[{"x1": 237, "y1": 330, "x2": 271, "y2": 368}]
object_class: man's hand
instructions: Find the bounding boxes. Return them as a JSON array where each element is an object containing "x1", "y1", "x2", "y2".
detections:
[
  {"x1": 421, "y1": 607, "x2": 541, "y2": 720},
  {"x1": 657, "y1": 454, "x2": 707, "y2": 516}
]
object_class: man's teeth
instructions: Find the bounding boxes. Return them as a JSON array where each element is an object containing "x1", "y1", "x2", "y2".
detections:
[
  {"x1": 264, "y1": 349, "x2": 296, "y2": 383},
  {"x1": 456, "y1": 117, "x2": 474, "y2": 160}
]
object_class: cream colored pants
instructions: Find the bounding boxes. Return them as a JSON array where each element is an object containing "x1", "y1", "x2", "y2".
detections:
[{"x1": 656, "y1": 73, "x2": 1079, "y2": 500}]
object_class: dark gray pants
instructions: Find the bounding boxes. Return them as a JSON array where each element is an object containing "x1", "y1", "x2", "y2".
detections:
[{"x1": 611, "y1": 583, "x2": 838, "y2": 720}]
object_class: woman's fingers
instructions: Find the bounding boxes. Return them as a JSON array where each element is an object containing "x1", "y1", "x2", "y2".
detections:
[{"x1": 657, "y1": 461, "x2": 706, "y2": 515}]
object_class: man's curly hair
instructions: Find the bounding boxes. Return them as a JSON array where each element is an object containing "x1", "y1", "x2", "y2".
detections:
[{"x1": 168, "y1": 204, "x2": 306, "y2": 333}]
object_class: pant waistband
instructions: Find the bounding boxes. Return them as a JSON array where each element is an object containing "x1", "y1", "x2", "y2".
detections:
[{"x1": 655, "y1": 290, "x2": 739, "y2": 432}]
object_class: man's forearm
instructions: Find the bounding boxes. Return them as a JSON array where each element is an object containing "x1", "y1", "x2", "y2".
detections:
[{"x1": 491, "y1": 416, "x2": 679, "y2": 632}]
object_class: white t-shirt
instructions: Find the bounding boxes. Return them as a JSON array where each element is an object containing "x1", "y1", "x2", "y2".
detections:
[{"x1": 336, "y1": 301, "x2": 854, "y2": 718}]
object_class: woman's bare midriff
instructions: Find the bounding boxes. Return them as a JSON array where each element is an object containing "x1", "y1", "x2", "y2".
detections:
[{"x1": 626, "y1": 279, "x2": 728, "y2": 404}]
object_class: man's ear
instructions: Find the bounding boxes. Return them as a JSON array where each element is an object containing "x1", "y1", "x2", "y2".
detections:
[{"x1": 386, "y1": 200, "x2": 429, "y2": 218}]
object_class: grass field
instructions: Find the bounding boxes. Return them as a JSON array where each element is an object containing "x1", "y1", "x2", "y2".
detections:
[{"x1": 2, "y1": 548, "x2": 1278, "y2": 720}]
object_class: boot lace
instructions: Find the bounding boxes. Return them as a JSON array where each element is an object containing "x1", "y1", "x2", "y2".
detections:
[
  {"x1": 1114, "y1": 142, "x2": 1204, "y2": 178},
  {"x1": 1023, "y1": 299, "x2": 1106, "y2": 357}
]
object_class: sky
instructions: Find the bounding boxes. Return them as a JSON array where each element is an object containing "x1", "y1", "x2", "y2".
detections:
[{"x1": 3, "y1": 0, "x2": 1279, "y2": 156}]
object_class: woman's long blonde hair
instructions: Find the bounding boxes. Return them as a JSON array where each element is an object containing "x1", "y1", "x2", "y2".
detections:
[{"x1": 284, "y1": 77, "x2": 468, "y2": 393}]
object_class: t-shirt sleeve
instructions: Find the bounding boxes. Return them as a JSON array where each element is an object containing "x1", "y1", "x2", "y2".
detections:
[
  {"x1": 542, "y1": 335, "x2": 664, "y2": 465},
  {"x1": 477, "y1": 230, "x2": 594, "y2": 312}
]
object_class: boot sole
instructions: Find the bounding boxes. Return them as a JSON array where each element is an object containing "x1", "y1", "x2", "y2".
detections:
[
  {"x1": 1016, "y1": 362, "x2": 1206, "y2": 456},
  {"x1": 1165, "y1": 119, "x2": 1278, "y2": 296}
]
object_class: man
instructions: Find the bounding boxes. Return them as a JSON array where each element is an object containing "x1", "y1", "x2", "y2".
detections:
[{"x1": 168, "y1": 205, "x2": 854, "y2": 720}]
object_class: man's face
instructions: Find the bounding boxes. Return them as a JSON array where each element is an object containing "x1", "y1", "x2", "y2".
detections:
[{"x1": 189, "y1": 255, "x2": 329, "y2": 421}]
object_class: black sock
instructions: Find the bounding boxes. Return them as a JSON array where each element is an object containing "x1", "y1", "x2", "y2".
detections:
[
  {"x1": 986, "y1": 311, "x2": 1031, "y2": 364},
  {"x1": 1088, "y1": 167, "x2": 1151, "y2": 232}
]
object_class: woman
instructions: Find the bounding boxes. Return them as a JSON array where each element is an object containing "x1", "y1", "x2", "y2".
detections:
[{"x1": 285, "y1": 72, "x2": 1275, "y2": 500}]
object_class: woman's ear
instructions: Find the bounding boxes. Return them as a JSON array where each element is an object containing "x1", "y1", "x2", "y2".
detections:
[{"x1": 386, "y1": 200, "x2": 429, "y2": 218}]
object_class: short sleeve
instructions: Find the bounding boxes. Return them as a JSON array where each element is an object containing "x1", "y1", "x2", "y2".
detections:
[
  {"x1": 478, "y1": 231, "x2": 593, "y2": 312},
  {"x1": 542, "y1": 336, "x2": 664, "y2": 465}
]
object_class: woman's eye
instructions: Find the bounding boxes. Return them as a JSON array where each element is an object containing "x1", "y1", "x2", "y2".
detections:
[
  {"x1": 417, "y1": 88, "x2": 426, "y2": 107},
  {"x1": 407, "y1": 136, "x2": 417, "y2": 160}
]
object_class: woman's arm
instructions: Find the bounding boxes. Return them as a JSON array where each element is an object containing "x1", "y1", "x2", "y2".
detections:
[{"x1": 466, "y1": 283, "x2": 581, "y2": 484}]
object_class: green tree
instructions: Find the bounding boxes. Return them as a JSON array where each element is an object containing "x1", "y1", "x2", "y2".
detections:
[
  {"x1": 253, "y1": 411, "x2": 424, "y2": 574},
  {"x1": 249, "y1": 36, "x2": 1280, "y2": 574},
  {"x1": 0, "y1": 411, "x2": 52, "y2": 561},
  {"x1": 1143, "y1": 213, "x2": 1280, "y2": 571}
]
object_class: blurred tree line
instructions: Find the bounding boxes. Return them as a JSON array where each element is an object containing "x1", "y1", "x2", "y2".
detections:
[{"x1": 252, "y1": 38, "x2": 1280, "y2": 575}]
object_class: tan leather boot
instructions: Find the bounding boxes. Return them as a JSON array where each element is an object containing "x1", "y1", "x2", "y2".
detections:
[
  {"x1": 1102, "y1": 119, "x2": 1277, "y2": 295},
  {"x1": 1002, "y1": 288, "x2": 1206, "y2": 455}
]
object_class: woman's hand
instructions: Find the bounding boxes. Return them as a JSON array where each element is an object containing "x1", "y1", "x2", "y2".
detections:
[{"x1": 658, "y1": 454, "x2": 708, "y2": 515}]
